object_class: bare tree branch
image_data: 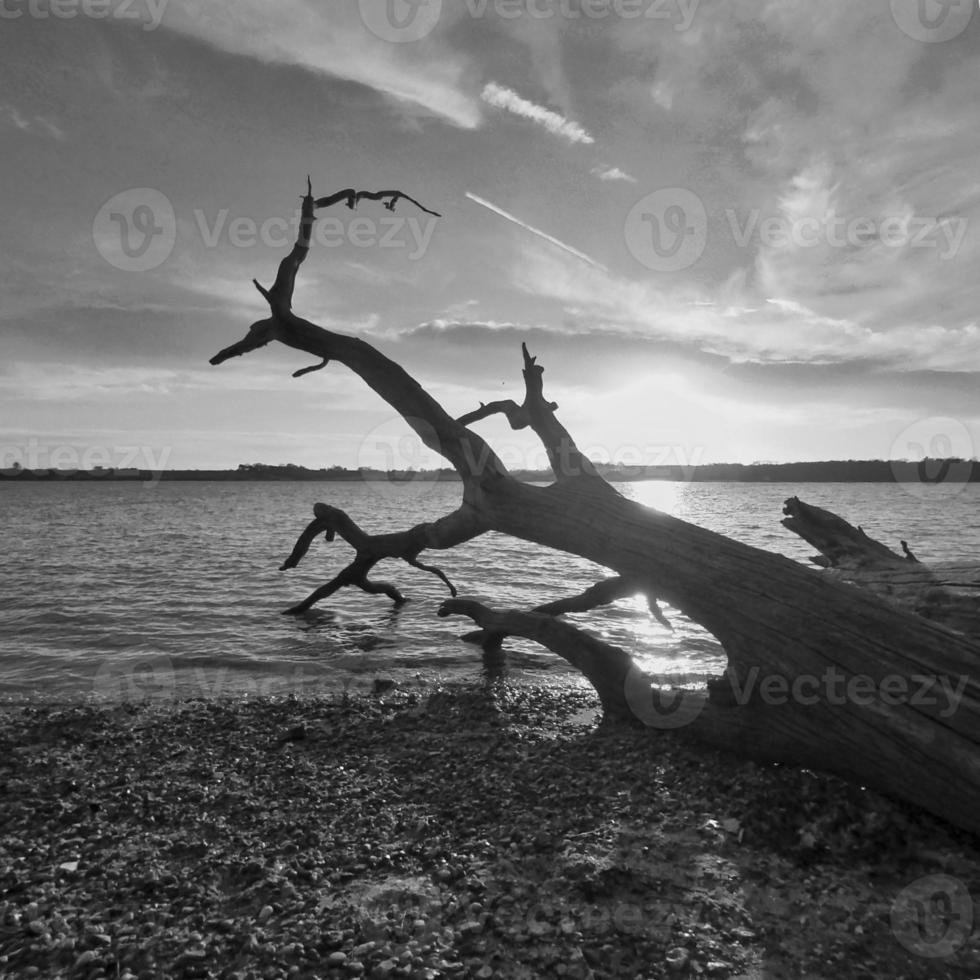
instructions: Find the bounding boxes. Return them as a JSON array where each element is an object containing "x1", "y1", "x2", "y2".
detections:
[
  {"x1": 279, "y1": 502, "x2": 482, "y2": 612},
  {"x1": 210, "y1": 183, "x2": 505, "y2": 485},
  {"x1": 461, "y1": 575, "x2": 672, "y2": 649},
  {"x1": 209, "y1": 318, "x2": 277, "y2": 365},
  {"x1": 292, "y1": 358, "x2": 330, "y2": 379},
  {"x1": 533, "y1": 575, "x2": 671, "y2": 628},
  {"x1": 457, "y1": 399, "x2": 531, "y2": 429},
  {"x1": 439, "y1": 599, "x2": 640, "y2": 719},
  {"x1": 285, "y1": 559, "x2": 407, "y2": 615},
  {"x1": 314, "y1": 187, "x2": 441, "y2": 217},
  {"x1": 459, "y1": 344, "x2": 604, "y2": 482}
]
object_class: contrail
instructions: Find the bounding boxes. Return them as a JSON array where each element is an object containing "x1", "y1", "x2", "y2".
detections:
[
  {"x1": 481, "y1": 82, "x2": 594, "y2": 146},
  {"x1": 465, "y1": 192, "x2": 607, "y2": 271}
]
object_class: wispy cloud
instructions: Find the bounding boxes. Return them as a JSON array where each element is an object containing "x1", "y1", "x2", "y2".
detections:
[
  {"x1": 0, "y1": 104, "x2": 64, "y2": 140},
  {"x1": 481, "y1": 82, "x2": 593, "y2": 145},
  {"x1": 465, "y1": 192, "x2": 606, "y2": 271},
  {"x1": 591, "y1": 165, "x2": 637, "y2": 183},
  {"x1": 158, "y1": 1, "x2": 480, "y2": 129},
  {"x1": 508, "y1": 242, "x2": 980, "y2": 373}
]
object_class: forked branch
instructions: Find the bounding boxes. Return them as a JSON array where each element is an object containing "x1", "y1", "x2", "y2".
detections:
[
  {"x1": 279, "y1": 503, "x2": 484, "y2": 614},
  {"x1": 209, "y1": 180, "x2": 506, "y2": 485},
  {"x1": 459, "y1": 343, "x2": 604, "y2": 482}
]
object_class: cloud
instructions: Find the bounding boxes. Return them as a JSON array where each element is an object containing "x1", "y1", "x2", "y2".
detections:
[
  {"x1": 465, "y1": 192, "x2": 606, "y2": 270},
  {"x1": 591, "y1": 165, "x2": 637, "y2": 183},
  {"x1": 481, "y1": 82, "x2": 594, "y2": 145},
  {"x1": 158, "y1": 0, "x2": 480, "y2": 129},
  {"x1": 650, "y1": 81, "x2": 673, "y2": 111},
  {"x1": 0, "y1": 104, "x2": 64, "y2": 140},
  {"x1": 507, "y1": 241, "x2": 980, "y2": 373}
]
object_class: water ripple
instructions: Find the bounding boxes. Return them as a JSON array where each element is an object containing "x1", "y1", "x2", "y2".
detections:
[{"x1": 2, "y1": 480, "x2": 975, "y2": 702}]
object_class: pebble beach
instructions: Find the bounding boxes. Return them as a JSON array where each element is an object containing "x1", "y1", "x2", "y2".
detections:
[{"x1": 1, "y1": 683, "x2": 978, "y2": 980}]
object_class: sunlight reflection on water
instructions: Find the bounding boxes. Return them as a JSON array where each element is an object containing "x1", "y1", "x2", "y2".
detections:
[{"x1": 2, "y1": 479, "x2": 976, "y2": 702}]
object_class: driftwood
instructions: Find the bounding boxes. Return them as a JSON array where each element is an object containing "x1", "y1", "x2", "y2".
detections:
[
  {"x1": 210, "y1": 181, "x2": 980, "y2": 837},
  {"x1": 782, "y1": 496, "x2": 980, "y2": 641}
]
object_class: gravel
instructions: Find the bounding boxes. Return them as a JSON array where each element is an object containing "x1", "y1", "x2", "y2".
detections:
[{"x1": 1, "y1": 682, "x2": 978, "y2": 979}]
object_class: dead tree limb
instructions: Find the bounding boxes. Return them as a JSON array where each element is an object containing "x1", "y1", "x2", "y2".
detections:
[
  {"x1": 279, "y1": 502, "x2": 481, "y2": 614},
  {"x1": 783, "y1": 497, "x2": 980, "y2": 640},
  {"x1": 209, "y1": 180, "x2": 980, "y2": 836},
  {"x1": 459, "y1": 344, "x2": 604, "y2": 482},
  {"x1": 462, "y1": 577, "x2": 672, "y2": 649},
  {"x1": 439, "y1": 599, "x2": 641, "y2": 720}
]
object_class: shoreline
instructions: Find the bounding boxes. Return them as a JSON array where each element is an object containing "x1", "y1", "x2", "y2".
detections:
[{"x1": 1, "y1": 683, "x2": 978, "y2": 979}]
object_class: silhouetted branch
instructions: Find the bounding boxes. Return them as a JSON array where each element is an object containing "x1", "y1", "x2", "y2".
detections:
[
  {"x1": 292, "y1": 358, "x2": 330, "y2": 379},
  {"x1": 314, "y1": 188, "x2": 440, "y2": 217},
  {"x1": 439, "y1": 599, "x2": 640, "y2": 719},
  {"x1": 781, "y1": 497, "x2": 906, "y2": 568},
  {"x1": 459, "y1": 344, "x2": 604, "y2": 482},
  {"x1": 209, "y1": 182, "x2": 505, "y2": 483},
  {"x1": 279, "y1": 503, "x2": 480, "y2": 612},
  {"x1": 209, "y1": 318, "x2": 277, "y2": 365},
  {"x1": 285, "y1": 559, "x2": 406, "y2": 615},
  {"x1": 457, "y1": 399, "x2": 531, "y2": 429},
  {"x1": 462, "y1": 575, "x2": 672, "y2": 649},
  {"x1": 535, "y1": 576, "x2": 673, "y2": 631}
]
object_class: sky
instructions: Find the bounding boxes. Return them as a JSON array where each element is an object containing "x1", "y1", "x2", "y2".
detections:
[{"x1": 2, "y1": 0, "x2": 979, "y2": 472}]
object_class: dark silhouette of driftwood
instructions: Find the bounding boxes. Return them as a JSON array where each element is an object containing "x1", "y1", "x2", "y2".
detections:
[
  {"x1": 782, "y1": 497, "x2": 980, "y2": 641},
  {"x1": 210, "y1": 181, "x2": 980, "y2": 837}
]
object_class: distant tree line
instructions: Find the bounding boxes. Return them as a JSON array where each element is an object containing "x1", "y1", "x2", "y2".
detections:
[{"x1": 0, "y1": 458, "x2": 975, "y2": 483}]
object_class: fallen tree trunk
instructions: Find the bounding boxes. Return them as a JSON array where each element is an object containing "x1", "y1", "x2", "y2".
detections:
[
  {"x1": 210, "y1": 181, "x2": 980, "y2": 837},
  {"x1": 782, "y1": 496, "x2": 980, "y2": 641}
]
